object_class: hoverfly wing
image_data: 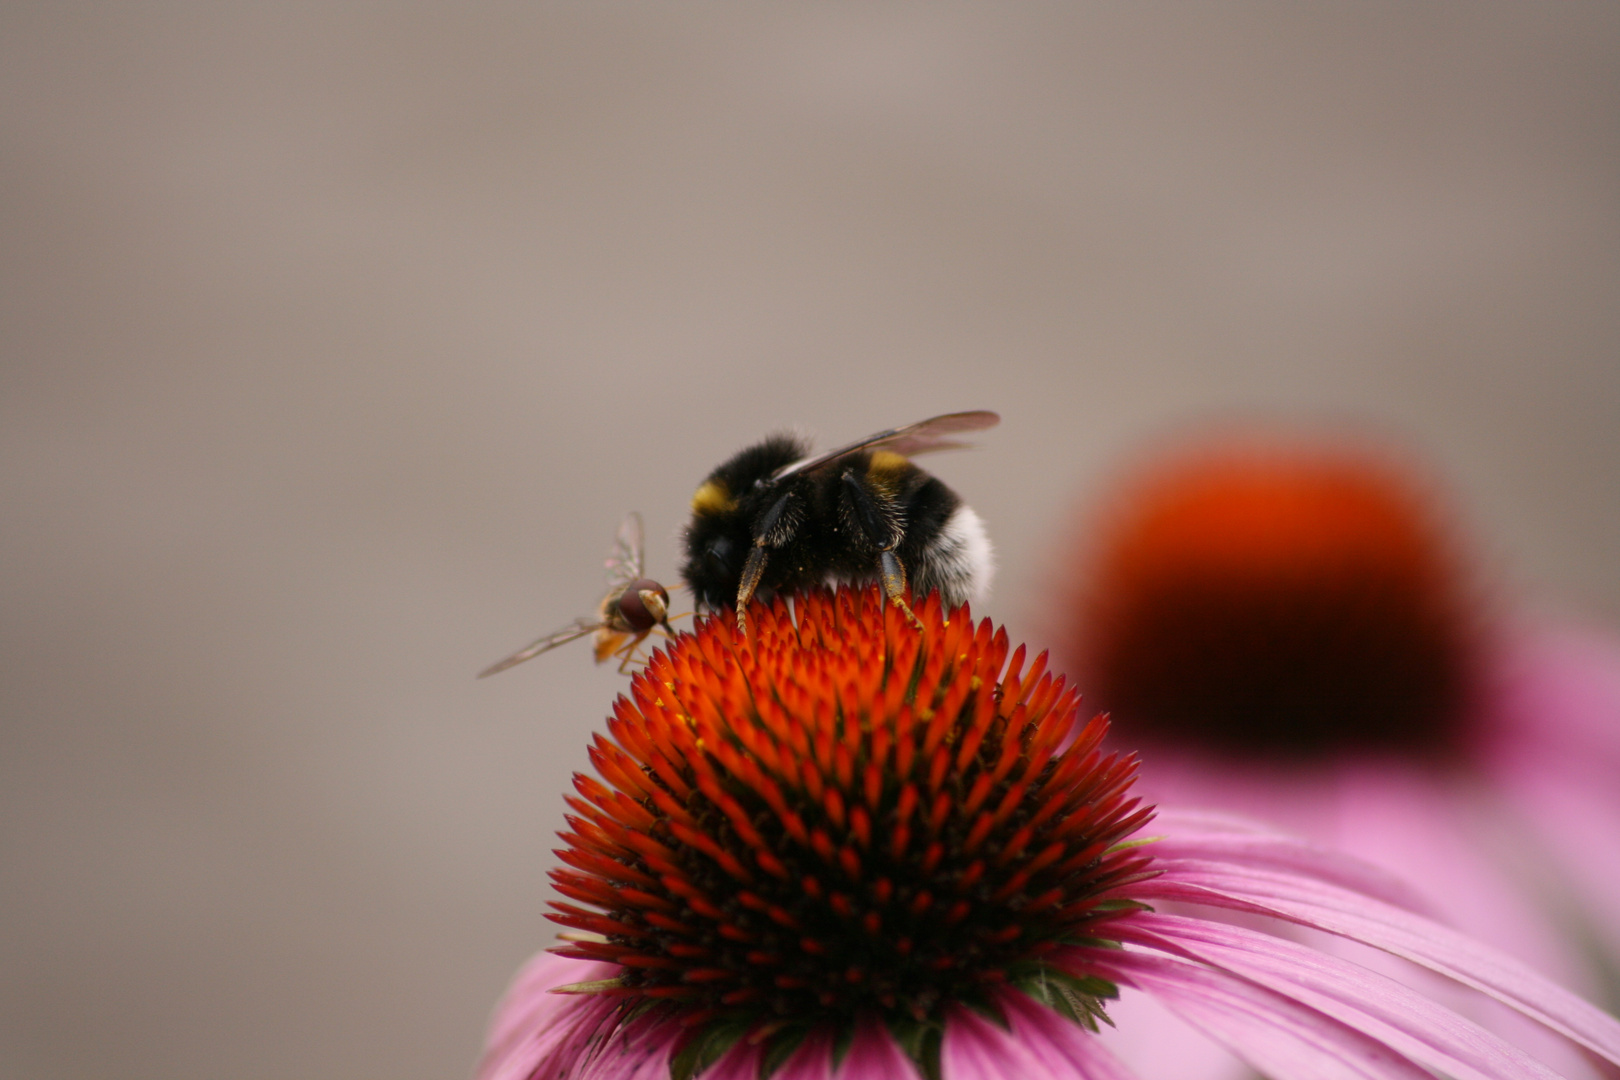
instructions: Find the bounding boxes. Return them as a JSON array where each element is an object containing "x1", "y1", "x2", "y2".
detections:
[
  {"x1": 769, "y1": 410, "x2": 1000, "y2": 482},
  {"x1": 604, "y1": 511, "x2": 645, "y2": 588},
  {"x1": 477, "y1": 618, "x2": 600, "y2": 678}
]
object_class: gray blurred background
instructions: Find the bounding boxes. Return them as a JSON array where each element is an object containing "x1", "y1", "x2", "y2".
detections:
[{"x1": 2, "y1": 4, "x2": 1616, "y2": 1077}]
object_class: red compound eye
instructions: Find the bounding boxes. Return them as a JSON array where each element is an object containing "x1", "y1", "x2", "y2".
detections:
[{"x1": 616, "y1": 579, "x2": 669, "y2": 631}]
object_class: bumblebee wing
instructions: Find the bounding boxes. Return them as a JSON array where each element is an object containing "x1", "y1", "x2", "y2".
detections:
[
  {"x1": 477, "y1": 618, "x2": 600, "y2": 678},
  {"x1": 604, "y1": 511, "x2": 645, "y2": 587},
  {"x1": 769, "y1": 410, "x2": 1000, "y2": 481}
]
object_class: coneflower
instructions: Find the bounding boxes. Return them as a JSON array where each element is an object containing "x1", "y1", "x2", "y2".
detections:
[
  {"x1": 1066, "y1": 441, "x2": 1478, "y2": 759},
  {"x1": 477, "y1": 587, "x2": 1620, "y2": 1080}
]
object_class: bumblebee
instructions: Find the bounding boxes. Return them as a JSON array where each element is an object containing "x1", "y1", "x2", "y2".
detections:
[
  {"x1": 478, "y1": 512, "x2": 674, "y2": 677},
  {"x1": 681, "y1": 411, "x2": 998, "y2": 631}
]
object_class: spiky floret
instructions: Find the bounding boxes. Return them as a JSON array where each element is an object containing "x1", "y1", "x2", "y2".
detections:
[{"x1": 547, "y1": 586, "x2": 1155, "y2": 1077}]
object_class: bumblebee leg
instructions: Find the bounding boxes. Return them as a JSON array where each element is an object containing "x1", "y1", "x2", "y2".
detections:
[
  {"x1": 734, "y1": 490, "x2": 802, "y2": 634},
  {"x1": 879, "y1": 549, "x2": 924, "y2": 630},
  {"x1": 842, "y1": 470, "x2": 922, "y2": 630},
  {"x1": 735, "y1": 542, "x2": 769, "y2": 634},
  {"x1": 841, "y1": 470, "x2": 901, "y2": 550}
]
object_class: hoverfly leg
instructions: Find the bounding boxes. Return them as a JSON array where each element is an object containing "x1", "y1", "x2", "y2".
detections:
[{"x1": 615, "y1": 631, "x2": 654, "y2": 675}]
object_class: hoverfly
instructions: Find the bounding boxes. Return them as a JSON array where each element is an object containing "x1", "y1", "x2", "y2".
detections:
[{"x1": 478, "y1": 512, "x2": 675, "y2": 677}]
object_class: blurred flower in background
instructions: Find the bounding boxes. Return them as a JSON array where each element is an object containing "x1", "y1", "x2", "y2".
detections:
[
  {"x1": 1054, "y1": 432, "x2": 1620, "y2": 1076},
  {"x1": 477, "y1": 588, "x2": 1620, "y2": 1080},
  {"x1": 1066, "y1": 440, "x2": 1480, "y2": 762}
]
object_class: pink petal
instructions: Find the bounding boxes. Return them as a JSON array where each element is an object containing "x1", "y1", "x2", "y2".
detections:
[
  {"x1": 998, "y1": 991, "x2": 1143, "y2": 1080},
  {"x1": 1482, "y1": 627, "x2": 1620, "y2": 968},
  {"x1": 572, "y1": 1021, "x2": 687, "y2": 1080},
  {"x1": 1473, "y1": 624, "x2": 1620, "y2": 1009},
  {"x1": 842, "y1": 1020, "x2": 926, "y2": 1080},
  {"x1": 1497, "y1": 757, "x2": 1620, "y2": 968},
  {"x1": 1112, "y1": 911, "x2": 1564, "y2": 1080},
  {"x1": 1148, "y1": 808, "x2": 1299, "y2": 837},
  {"x1": 1147, "y1": 755, "x2": 1605, "y2": 998},
  {"x1": 1089, "y1": 984, "x2": 1251, "y2": 1080},
  {"x1": 702, "y1": 1038, "x2": 765, "y2": 1080},
  {"x1": 1153, "y1": 761, "x2": 1594, "y2": 1003},
  {"x1": 1139, "y1": 858, "x2": 1620, "y2": 1066},
  {"x1": 941, "y1": 995, "x2": 1140, "y2": 1080},
  {"x1": 1325, "y1": 761, "x2": 1596, "y2": 992},
  {"x1": 475, "y1": 950, "x2": 687, "y2": 1080},
  {"x1": 1154, "y1": 770, "x2": 1604, "y2": 1006},
  {"x1": 1083, "y1": 948, "x2": 1433, "y2": 1079},
  {"x1": 475, "y1": 951, "x2": 621, "y2": 1080},
  {"x1": 1149, "y1": 810, "x2": 1442, "y2": 917},
  {"x1": 765, "y1": 1029, "x2": 834, "y2": 1080},
  {"x1": 1483, "y1": 622, "x2": 1620, "y2": 773},
  {"x1": 1132, "y1": 754, "x2": 1355, "y2": 843}
]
